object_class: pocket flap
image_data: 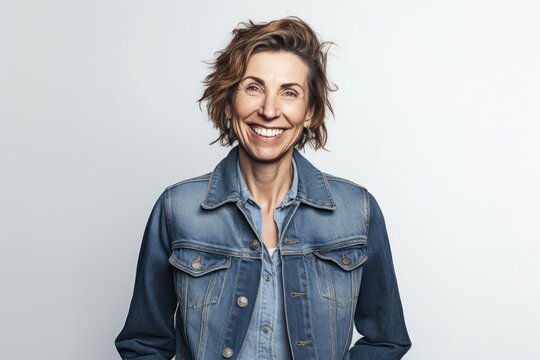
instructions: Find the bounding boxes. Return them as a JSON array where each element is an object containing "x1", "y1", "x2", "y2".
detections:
[
  {"x1": 313, "y1": 245, "x2": 368, "y2": 271},
  {"x1": 169, "y1": 248, "x2": 231, "y2": 277}
]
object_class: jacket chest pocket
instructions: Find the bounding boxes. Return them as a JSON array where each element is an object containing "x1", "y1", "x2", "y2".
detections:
[
  {"x1": 313, "y1": 244, "x2": 368, "y2": 307},
  {"x1": 169, "y1": 248, "x2": 231, "y2": 310}
]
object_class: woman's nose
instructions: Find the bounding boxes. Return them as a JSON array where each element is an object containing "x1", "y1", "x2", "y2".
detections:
[{"x1": 258, "y1": 93, "x2": 281, "y2": 120}]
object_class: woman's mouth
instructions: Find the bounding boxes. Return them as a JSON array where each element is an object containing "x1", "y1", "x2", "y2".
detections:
[{"x1": 249, "y1": 124, "x2": 285, "y2": 139}]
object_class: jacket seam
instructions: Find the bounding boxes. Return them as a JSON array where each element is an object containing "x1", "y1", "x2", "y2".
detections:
[
  {"x1": 365, "y1": 191, "x2": 371, "y2": 242},
  {"x1": 164, "y1": 188, "x2": 174, "y2": 251},
  {"x1": 324, "y1": 174, "x2": 368, "y2": 191},
  {"x1": 166, "y1": 174, "x2": 211, "y2": 191},
  {"x1": 280, "y1": 238, "x2": 367, "y2": 256},
  {"x1": 171, "y1": 242, "x2": 262, "y2": 259}
]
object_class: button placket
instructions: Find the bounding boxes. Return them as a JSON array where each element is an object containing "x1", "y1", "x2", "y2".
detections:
[{"x1": 259, "y1": 248, "x2": 277, "y2": 350}]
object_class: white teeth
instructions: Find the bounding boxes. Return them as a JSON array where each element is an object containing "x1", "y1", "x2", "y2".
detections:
[{"x1": 251, "y1": 125, "x2": 284, "y2": 137}]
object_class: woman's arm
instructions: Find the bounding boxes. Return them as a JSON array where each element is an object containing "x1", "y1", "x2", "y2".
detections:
[
  {"x1": 115, "y1": 190, "x2": 178, "y2": 359},
  {"x1": 348, "y1": 192, "x2": 412, "y2": 359}
]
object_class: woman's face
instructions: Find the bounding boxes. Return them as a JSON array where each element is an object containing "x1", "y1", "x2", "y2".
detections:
[{"x1": 227, "y1": 50, "x2": 313, "y2": 163}]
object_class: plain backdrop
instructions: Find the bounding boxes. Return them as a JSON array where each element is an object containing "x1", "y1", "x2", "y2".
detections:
[{"x1": 1, "y1": 0, "x2": 539, "y2": 359}]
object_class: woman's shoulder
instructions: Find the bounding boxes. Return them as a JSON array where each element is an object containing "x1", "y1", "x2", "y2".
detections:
[
  {"x1": 323, "y1": 172, "x2": 382, "y2": 210},
  {"x1": 322, "y1": 172, "x2": 369, "y2": 192},
  {"x1": 160, "y1": 172, "x2": 213, "y2": 203},
  {"x1": 320, "y1": 172, "x2": 374, "y2": 210},
  {"x1": 165, "y1": 172, "x2": 212, "y2": 190},
  {"x1": 322, "y1": 173, "x2": 387, "y2": 230}
]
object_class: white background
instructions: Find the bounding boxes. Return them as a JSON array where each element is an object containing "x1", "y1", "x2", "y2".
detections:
[{"x1": 2, "y1": 1, "x2": 539, "y2": 359}]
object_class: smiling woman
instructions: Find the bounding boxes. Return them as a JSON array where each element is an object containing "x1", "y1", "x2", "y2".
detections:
[
  {"x1": 115, "y1": 17, "x2": 411, "y2": 360},
  {"x1": 228, "y1": 51, "x2": 313, "y2": 164},
  {"x1": 199, "y1": 17, "x2": 333, "y2": 152}
]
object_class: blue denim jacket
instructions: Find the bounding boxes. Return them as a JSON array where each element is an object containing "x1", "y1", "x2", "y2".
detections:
[{"x1": 115, "y1": 145, "x2": 411, "y2": 360}]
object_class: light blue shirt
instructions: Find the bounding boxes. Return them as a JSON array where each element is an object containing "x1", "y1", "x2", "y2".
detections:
[{"x1": 236, "y1": 156, "x2": 298, "y2": 360}]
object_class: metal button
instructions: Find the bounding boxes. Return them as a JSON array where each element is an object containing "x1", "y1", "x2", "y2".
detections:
[
  {"x1": 341, "y1": 254, "x2": 352, "y2": 266},
  {"x1": 236, "y1": 296, "x2": 249, "y2": 308},
  {"x1": 262, "y1": 325, "x2": 271, "y2": 334},
  {"x1": 222, "y1": 347, "x2": 233, "y2": 358},
  {"x1": 191, "y1": 255, "x2": 202, "y2": 270},
  {"x1": 249, "y1": 240, "x2": 259, "y2": 250},
  {"x1": 264, "y1": 275, "x2": 272, "y2": 282}
]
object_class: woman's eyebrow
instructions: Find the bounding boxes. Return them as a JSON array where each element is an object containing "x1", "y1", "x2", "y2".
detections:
[
  {"x1": 241, "y1": 76, "x2": 305, "y2": 91},
  {"x1": 240, "y1": 75, "x2": 265, "y2": 84},
  {"x1": 281, "y1": 82, "x2": 304, "y2": 91}
]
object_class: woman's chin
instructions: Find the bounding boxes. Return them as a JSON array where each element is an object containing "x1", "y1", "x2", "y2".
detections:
[{"x1": 240, "y1": 144, "x2": 291, "y2": 163}]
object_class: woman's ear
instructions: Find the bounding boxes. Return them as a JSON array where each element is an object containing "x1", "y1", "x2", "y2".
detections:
[
  {"x1": 304, "y1": 106, "x2": 314, "y2": 128},
  {"x1": 225, "y1": 105, "x2": 232, "y2": 119}
]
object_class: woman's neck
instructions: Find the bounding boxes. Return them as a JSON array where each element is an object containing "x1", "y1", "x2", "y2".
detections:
[{"x1": 237, "y1": 147, "x2": 293, "y2": 211}]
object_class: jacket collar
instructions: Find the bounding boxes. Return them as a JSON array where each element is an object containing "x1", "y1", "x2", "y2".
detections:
[{"x1": 201, "y1": 145, "x2": 336, "y2": 210}]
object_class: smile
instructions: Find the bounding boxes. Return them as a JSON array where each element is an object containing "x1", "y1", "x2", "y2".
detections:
[{"x1": 249, "y1": 125, "x2": 285, "y2": 138}]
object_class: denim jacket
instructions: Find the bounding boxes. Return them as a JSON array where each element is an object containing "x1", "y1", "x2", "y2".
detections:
[{"x1": 115, "y1": 145, "x2": 411, "y2": 360}]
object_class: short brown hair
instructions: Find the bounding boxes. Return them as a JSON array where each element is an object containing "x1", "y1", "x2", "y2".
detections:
[{"x1": 198, "y1": 16, "x2": 335, "y2": 151}]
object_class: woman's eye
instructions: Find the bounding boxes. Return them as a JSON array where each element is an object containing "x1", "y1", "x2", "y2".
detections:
[
  {"x1": 245, "y1": 85, "x2": 261, "y2": 93},
  {"x1": 283, "y1": 90, "x2": 298, "y2": 97}
]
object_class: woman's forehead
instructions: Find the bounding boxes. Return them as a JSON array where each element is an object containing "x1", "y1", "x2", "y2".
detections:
[{"x1": 243, "y1": 51, "x2": 309, "y2": 86}]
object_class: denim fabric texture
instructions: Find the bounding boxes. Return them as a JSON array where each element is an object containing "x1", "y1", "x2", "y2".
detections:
[
  {"x1": 115, "y1": 145, "x2": 411, "y2": 360},
  {"x1": 235, "y1": 156, "x2": 296, "y2": 359}
]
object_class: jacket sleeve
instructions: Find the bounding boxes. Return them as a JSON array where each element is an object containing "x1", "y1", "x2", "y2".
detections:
[
  {"x1": 348, "y1": 191, "x2": 412, "y2": 359},
  {"x1": 115, "y1": 190, "x2": 178, "y2": 359}
]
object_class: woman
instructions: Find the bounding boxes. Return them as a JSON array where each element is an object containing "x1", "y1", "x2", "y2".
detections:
[{"x1": 115, "y1": 17, "x2": 411, "y2": 360}]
